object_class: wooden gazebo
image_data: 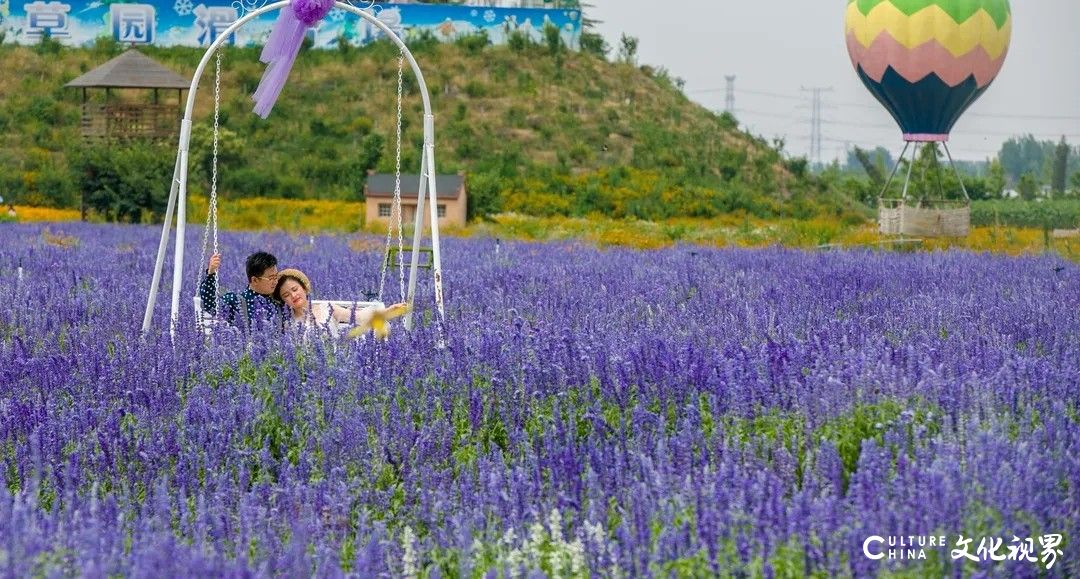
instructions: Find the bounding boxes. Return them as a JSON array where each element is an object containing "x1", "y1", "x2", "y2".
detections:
[{"x1": 65, "y1": 49, "x2": 189, "y2": 141}]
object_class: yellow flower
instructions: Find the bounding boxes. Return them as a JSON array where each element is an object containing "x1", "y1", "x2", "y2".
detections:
[{"x1": 347, "y1": 303, "x2": 413, "y2": 340}]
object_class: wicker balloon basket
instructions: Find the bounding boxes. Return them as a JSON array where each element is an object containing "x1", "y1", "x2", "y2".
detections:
[
  {"x1": 875, "y1": 141, "x2": 972, "y2": 239},
  {"x1": 878, "y1": 198, "x2": 970, "y2": 237}
]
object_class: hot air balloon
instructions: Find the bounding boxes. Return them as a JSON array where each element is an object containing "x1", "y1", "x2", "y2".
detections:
[{"x1": 845, "y1": 0, "x2": 1011, "y2": 236}]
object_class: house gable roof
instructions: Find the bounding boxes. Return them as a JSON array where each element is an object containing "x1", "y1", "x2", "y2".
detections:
[{"x1": 365, "y1": 174, "x2": 465, "y2": 200}]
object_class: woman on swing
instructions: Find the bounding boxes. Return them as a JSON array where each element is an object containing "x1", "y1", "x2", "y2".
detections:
[{"x1": 274, "y1": 269, "x2": 410, "y2": 340}]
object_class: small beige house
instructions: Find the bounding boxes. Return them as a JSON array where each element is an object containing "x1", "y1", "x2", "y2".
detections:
[{"x1": 364, "y1": 173, "x2": 467, "y2": 229}]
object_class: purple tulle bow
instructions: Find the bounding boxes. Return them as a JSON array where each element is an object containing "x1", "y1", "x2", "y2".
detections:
[{"x1": 251, "y1": 0, "x2": 335, "y2": 118}]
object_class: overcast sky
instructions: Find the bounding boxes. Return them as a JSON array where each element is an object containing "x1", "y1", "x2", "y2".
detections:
[{"x1": 587, "y1": 0, "x2": 1080, "y2": 163}]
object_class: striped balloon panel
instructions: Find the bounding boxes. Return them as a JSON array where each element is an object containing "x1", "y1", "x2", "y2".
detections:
[{"x1": 845, "y1": 0, "x2": 1011, "y2": 140}]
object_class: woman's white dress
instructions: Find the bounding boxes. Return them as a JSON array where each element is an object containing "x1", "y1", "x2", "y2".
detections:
[{"x1": 285, "y1": 302, "x2": 346, "y2": 340}]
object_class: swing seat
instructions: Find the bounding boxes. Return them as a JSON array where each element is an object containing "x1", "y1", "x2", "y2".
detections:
[
  {"x1": 193, "y1": 296, "x2": 385, "y2": 336},
  {"x1": 310, "y1": 299, "x2": 385, "y2": 313},
  {"x1": 193, "y1": 296, "x2": 221, "y2": 336}
]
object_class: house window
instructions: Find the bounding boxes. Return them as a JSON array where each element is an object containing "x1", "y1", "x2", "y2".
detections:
[
  {"x1": 437, "y1": 204, "x2": 447, "y2": 218},
  {"x1": 378, "y1": 203, "x2": 391, "y2": 218}
]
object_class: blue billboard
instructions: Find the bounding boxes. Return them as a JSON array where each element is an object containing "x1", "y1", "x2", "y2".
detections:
[{"x1": 0, "y1": 0, "x2": 581, "y2": 49}]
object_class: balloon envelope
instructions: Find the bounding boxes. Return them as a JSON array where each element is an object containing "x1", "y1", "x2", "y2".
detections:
[{"x1": 845, "y1": 0, "x2": 1011, "y2": 142}]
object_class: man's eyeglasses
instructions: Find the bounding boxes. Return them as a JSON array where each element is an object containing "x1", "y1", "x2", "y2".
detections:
[{"x1": 255, "y1": 272, "x2": 279, "y2": 282}]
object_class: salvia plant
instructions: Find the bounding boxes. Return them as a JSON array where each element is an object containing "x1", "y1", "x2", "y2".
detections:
[{"x1": 0, "y1": 222, "x2": 1077, "y2": 577}]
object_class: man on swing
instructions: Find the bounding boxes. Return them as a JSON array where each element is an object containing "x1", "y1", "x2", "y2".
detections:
[{"x1": 199, "y1": 251, "x2": 280, "y2": 329}]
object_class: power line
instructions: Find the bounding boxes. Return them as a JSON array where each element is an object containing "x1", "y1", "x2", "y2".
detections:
[
  {"x1": 965, "y1": 111, "x2": 1080, "y2": 122},
  {"x1": 736, "y1": 88, "x2": 805, "y2": 102},
  {"x1": 733, "y1": 108, "x2": 1080, "y2": 139},
  {"x1": 692, "y1": 85, "x2": 1080, "y2": 121},
  {"x1": 691, "y1": 87, "x2": 804, "y2": 102},
  {"x1": 735, "y1": 108, "x2": 803, "y2": 121},
  {"x1": 783, "y1": 134, "x2": 1002, "y2": 156},
  {"x1": 713, "y1": 83, "x2": 1080, "y2": 161}
]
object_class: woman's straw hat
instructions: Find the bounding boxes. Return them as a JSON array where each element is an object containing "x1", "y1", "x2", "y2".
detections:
[{"x1": 276, "y1": 268, "x2": 311, "y2": 293}]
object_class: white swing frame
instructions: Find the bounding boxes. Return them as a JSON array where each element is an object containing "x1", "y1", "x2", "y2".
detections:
[{"x1": 141, "y1": 0, "x2": 446, "y2": 335}]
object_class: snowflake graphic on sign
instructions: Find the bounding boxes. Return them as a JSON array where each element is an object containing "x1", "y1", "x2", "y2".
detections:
[
  {"x1": 482, "y1": 9, "x2": 495, "y2": 23},
  {"x1": 173, "y1": 0, "x2": 193, "y2": 16}
]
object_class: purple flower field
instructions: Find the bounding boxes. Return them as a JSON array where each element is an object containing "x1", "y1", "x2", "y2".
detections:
[{"x1": 1, "y1": 222, "x2": 1078, "y2": 577}]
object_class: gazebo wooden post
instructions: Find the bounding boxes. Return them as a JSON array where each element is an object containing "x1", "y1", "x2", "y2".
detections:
[{"x1": 66, "y1": 49, "x2": 190, "y2": 143}]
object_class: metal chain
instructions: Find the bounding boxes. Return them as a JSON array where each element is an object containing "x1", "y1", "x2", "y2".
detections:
[
  {"x1": 211, "y1": 51, "x2": 221, "y2": 263},
  {"x1": 395, "y1": 50, "x2": 406, "y2": 303},
  {"x1": 377, "y1": 49, "x2": 407, "y2": 303},
  {"x1": 197, "y1": 51, "x2": 223, "y2": 306}
]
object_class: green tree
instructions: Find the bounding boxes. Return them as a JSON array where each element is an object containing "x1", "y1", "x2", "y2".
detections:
[
  {"x1": 72, "y1": 145, "x2": 173, "y2": 223},
  {"x1": 190, "y1": 125, "x2": 246, "y2": 194},
  {"x1": 358, "y1": 133, "x2": 385, "y2": 173},
  {"x1": 1070, "y1": 170, "x2": 1080, "y2": 195},
  {"x1": 507, "y1": 30, "x2": 531, "y2": 52},
  {"x1": 544, "y1": 22, "x2": 564, "y2": 56},
  {"x1": 852, "y1": 146, "x2": 885, "y2": 186},
  {"x1": 1051, "y1": 136, "x2": 1069, "y2": 197},
  {"x1": 353, "y1": 133, "x2": 385, "y2": 196},
  {"x1": 618, "y1": 34, "x2": 638, "y2": 65},
  {"x1": 543, "y1": 23, "x2": 565, "y2": 73},
  {"x1": 907, "y1": 143, "x2": 956, "y2": 202},
  {"x1": 999, "y1": 135, "x2": 1054, "y2": 183},
  {"x1": 466, "y1": 171, "x2": 502, "y2": 221},
  {"x1": 987, "y1": 158, "x2": 1006, "y2": 199},
  {"x1": 579, "y1": 32, "x2": 608, "y2": 58},
  {"x1": 1017, "y1": 171, "x2": 1039, "y2": 201},
  {"x1": 0, "y1": 161, "x2": 21, "y2": 205}
]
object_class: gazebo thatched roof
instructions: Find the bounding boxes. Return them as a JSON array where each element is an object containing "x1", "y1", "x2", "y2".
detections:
[{"x1": 65, "y1": 49, "x2": 189, "y2": 90}]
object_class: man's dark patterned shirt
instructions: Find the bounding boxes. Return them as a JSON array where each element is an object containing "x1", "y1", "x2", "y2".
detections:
[{"x1": 198, "y1": 273, "x2": 279, "y2": 329}]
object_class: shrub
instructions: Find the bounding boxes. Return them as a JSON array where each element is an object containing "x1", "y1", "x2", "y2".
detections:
[
  {"x1": 223, "y1": 167, "x2": 285, "y2": 199},
  {"x1": 463, "y1": 80, "x2": 488, "y2": 98},
  {"x1": 466, "y1": 171, "x2": 503, "y2": 221},
  {"x1": 579, "y1": 32, "x2": 608, "y2": 59},
  {"x1": 405, "y1": 29, "x2": 440, "y2": 54},
  {"x1": 543, "y1": 23, "x2": 563, "y2": 57},
  {"x1": 190, "y1": 125, "x2": 245, "y2": 192},
  {"x1": 71, "y1": 144, "x2": 173, "y2": 223},
  {"x1": 454, "y1": 31, "x2": 489, "y2": 55},
  {"x1": 355, "y1": 133, "x2": 385, "y2": 180},
  {"x1": 507, "y1": 30, "x2": 531, "y2": 52},
  {"x1": 34, "y1": 33, "x2": 63, "y2": 56},
  {"x1": 971, "y1": 199, "x2": 1080, "y2": 229}
]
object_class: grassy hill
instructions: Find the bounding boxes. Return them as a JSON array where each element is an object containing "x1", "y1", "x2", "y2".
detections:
[{"x1": 0, "y1": 35, "x2": 853, "y2": 222}]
